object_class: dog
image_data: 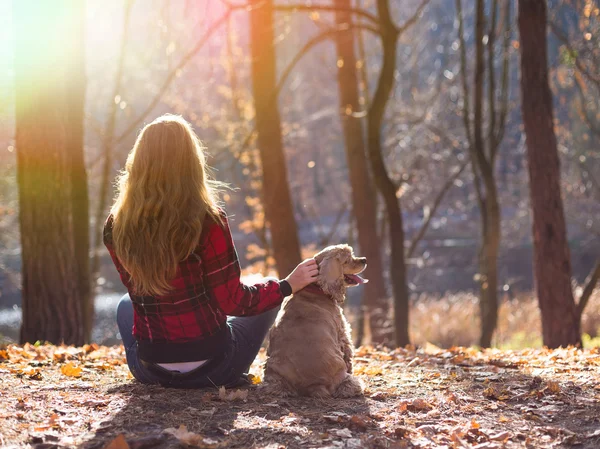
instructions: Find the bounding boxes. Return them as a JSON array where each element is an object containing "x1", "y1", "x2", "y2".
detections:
[{"x1": 262, "y1": 244, "x2": 367, "y2": 398}]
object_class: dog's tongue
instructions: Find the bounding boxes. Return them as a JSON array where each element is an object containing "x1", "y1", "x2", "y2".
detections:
[{"x1": 345, "y1": 274, "x2": 368, "y2": 284}]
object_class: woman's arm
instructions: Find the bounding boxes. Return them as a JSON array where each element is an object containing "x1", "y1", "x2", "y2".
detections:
[
  {"x1": 200, "y1": 213, "x2": 291, "y2": 316},
  {"x1": 103, "y1": 215, "x2": 132, "y2": 289}
]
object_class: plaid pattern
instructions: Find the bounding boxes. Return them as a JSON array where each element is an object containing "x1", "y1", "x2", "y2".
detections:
[{"x1": 104, "y1": 210, "x2": 285, "y2": 343}]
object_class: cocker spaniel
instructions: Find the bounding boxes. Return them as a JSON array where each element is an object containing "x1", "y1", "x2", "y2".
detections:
[{"x1": 263, "y1": 244, "x2": 366, "y2": 398}]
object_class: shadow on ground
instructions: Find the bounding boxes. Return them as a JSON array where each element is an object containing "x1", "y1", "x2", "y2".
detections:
[{"x1": 74, "y1": 346, "x2": 600, "y2": 449}]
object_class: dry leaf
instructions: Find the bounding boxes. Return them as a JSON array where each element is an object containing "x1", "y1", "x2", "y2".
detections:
[
  {"x1": 0, "y1": 350, "x2": 9, "y2": 361},
  {"x1": 409, "y1": 398, "x2": 434, "y2": 412},
  {"x1": 489, "y1": 431, "x2": 510, "y2": 441},
  {"x1": 247, "y1": 373, "x2": 261, "y2": 385},
  {"x1": 61, "y1": 363, "x2": 82, "y2": 378},
  {"x1": 164, "y1": 425, "x2": 221, "y2": 448},
  {"x1": 483, "y1": 386, "x2": 509, "y2": 401},
  {"x1": 218, "y1": 386, "x2": 248, "y2": 402},
  {"x1": 18, "y1": 367, "x2": 42, "y2": 380},
  {"x1": 104, "y1": 434, "x2": 130, "y2": 449},
  {"x1": 349, "y1": 414, "x2": 369, "y2": 431},
  {"x1": 546, "y1": 380, "x2": 561, "y2": 395},
  {"x1": 330, "y1": 428, "x2": 353, "y2": 438},
  {"x1": 423, "y1": 342, "x2": 443, "y2": 355}
]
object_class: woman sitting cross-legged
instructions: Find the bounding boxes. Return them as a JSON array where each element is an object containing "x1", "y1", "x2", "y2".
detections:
[{"x1": 104, "y1": 114, "x2": 318, "y2": 388}]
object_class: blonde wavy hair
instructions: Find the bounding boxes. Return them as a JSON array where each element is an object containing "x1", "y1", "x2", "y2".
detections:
[{"x1": 110, "y1": 114, "x2": 223, "y2": 296}]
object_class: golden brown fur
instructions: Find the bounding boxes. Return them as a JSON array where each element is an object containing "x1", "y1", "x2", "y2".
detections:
[
  {"x1": 110, "y1": 114, "x2": 223, "y2": 296},
  {"x1": 263, "y1": 245, "x2": 366, "y2": 398}
]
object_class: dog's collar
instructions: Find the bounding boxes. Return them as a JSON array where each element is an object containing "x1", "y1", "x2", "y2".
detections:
[{"x1": 301, "y1": 283, "x2": 329, "y2": 297}]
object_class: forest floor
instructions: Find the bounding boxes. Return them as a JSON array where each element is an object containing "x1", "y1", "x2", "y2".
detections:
[{"x1": 1, "y1": 344, "x2": 600, "y2": 449}]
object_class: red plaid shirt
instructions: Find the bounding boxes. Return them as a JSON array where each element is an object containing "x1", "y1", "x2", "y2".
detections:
[{"x1": 104, "y1": 210, "x2": 289, "y2": 362}]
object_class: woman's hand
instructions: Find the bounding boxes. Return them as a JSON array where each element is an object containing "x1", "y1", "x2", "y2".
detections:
[{"x1": 285, "y1": 258, "x2": 319, "y2": 293}]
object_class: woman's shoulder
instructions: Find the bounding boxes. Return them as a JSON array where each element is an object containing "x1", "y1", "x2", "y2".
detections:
[
  {"x1": 199, "y1": 207, "x2": 231, "y2": 242},
  {"x1": 202, "y1": 207, "x2": 227, "y2": 230}
]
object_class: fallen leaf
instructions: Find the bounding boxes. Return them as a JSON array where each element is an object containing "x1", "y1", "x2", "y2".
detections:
[
  {"x1": 489, "y1": 431, "x2": 510, "y2": 441},
  {"x1": 400, "y1": 398, "x2": 434, "y2": 412},
  {"x1": 349, "y1": 415, "x2": 369, "y2": 431},
  {"x1": 472, "y1": 443, "x2": 501, "y2": 449},
  {"x1": 330, "y1": 428, "x2": 353, "y2": 438},
  {"x1": 370, "y1": 391, "x2": 387, "y2": 400},
  {"x1": 324, "y1": 415, "x2": 345, "y2": 423},
  {"x1": 218, "y1": 386, "x2": 248, "y2": 402},
  {"x1": 82, "y1": 399, "x2": 109, "y2": 408},
  {"x1": 0, "y1": 350, "x2": 9, "y2": 361},
  {"x1": 483, "y1": 386, "x2": 509, "y2": 401},
  {"x1": 17, "y1": 367, "x2": 42, "y2": 380},
  {"x1": 83, "y1": 343, "x2": 100, "y2": 353},
  {"x1": 247, "y1": 373, "x2": 261, "y2": 385},
  {"x1": 586, "y1": 429, "x2": 600, "y2": 438},
  {"x1": 164, "y1": 425, "x2": 221, "y2": 448},
  {"x1": 281, "y1": 415, "x2": 302, "y2": 425},
  {"x1": 104, "y1": 434, "x2": 130, "y2": 449},
  {"x1": 61, "y1": 363, "x2": 82, "y2": 378},
  {"x1": 423, "y1": 342, "x2": 443, "y2": 355},
  {"x1": 546, "y1": 380, "x2": 561, "y2": 395}
]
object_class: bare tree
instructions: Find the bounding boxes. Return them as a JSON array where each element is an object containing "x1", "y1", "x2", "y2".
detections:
[
  {"x1": 366, "y1": 0, "x2": 429, "y2": 347},
  {"x1": 456, "y1": 0, "x2": 511, "y2": 347}
]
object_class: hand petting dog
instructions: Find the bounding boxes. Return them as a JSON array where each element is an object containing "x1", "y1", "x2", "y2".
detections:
[{"x1": 284, "y1": 258, "x2": 319, "y2": 294}]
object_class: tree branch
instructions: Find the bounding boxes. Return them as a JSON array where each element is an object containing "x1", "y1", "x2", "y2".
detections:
[
  {"x1": 549, "y1": 21, "x2": 600, "y2": 90},
  {"x1": 486, "y1": 0, "x2": 498, "y2": 161},
  {"x1": 455, "y1": 0, "x2": 474, "y2": 150},
  {"x1": 573, "y1": 73, "x2": 600, "y2": 138},
  {"x1": 272, "y1": 3, "x2": 381, "y2": 27},
  {"x1": 318, "y1": 205, "x2": 349, "y2": 247},
  {"x1": 406, "y1": 159, "x2": 469, "y2": 259},
  {"x1": 114, "y1": 5, "x2": 242, "y2": 145},
  {"x1": 397, "y1": 0, "x2": 430, "y2": 36},
  {"x1": 90, "y1": 0, "x2": 134, "y2": 284},
  {"x1": 233, "y1": 22, "x2": 380, "y2": 157},
  {"x1": 495, "y1": 0, "x2": 511, "y2": 150},
  {"x1": 578, "y1": 260, "x2": 600, "y2": 317}
]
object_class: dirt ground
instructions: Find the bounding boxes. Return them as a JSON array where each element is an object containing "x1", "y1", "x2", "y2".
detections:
[{"x1": 1, "y1": 343, "x2": 600, "y2": 449}]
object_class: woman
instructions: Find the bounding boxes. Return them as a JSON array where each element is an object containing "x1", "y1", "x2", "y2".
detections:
[{"x1": 104, "y1": 114, "x2": 318, "y2": 388}]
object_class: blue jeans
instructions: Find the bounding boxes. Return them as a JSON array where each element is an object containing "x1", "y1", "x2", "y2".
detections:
[{"x1": 116, "y1": 294, "x2": 279, "y2": 388}]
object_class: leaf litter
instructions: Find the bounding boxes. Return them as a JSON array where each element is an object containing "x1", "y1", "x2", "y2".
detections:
[{"x1": 0, "y1": 343, "x2": 600, "y2": 448}]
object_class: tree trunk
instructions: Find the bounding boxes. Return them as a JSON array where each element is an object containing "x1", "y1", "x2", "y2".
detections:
[
  {"x1": 249, "y1": 0, "x2": 302, "y2": 277},
  {"x1": 14, "y1": 1, "x2": 84, "y2": 345},
  {"x1": 334, "y1": 0, "x2": 388, "y2": 344},
  {"x1": 367, "y1": 0, "x2": 410, "y2": 347},
  {"x1": 479, "y1": 188, "x2": 500, "y2": 347},
  {"x1": 518, "y1": 0, "x2": 581, "y2": 348},
  {"x1": 65, "y1": 1, "x2": 91, "y2": 342},
  {"x1": 457, "y1": 0, "x2": 505, "y2": 348}
]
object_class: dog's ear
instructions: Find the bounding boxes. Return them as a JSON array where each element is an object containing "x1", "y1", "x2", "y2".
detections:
[{"x1": 317, "y1": 255, "x2": 344, "y2": 301}]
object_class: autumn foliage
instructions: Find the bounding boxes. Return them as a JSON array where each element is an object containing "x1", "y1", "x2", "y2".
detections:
[{"x1": 2, "y1": 343, "x2": 600, "y2": 448}]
